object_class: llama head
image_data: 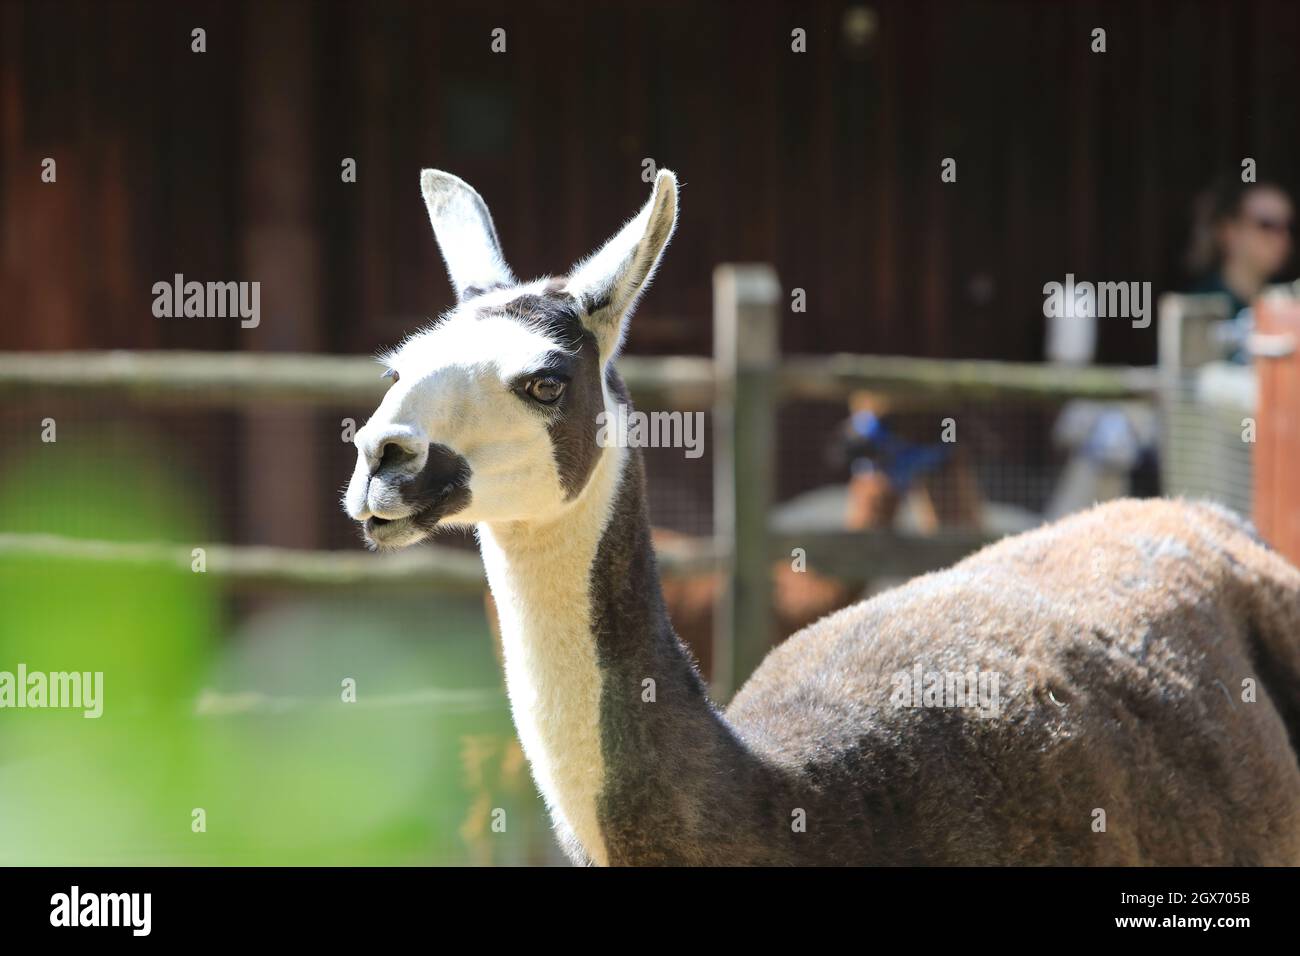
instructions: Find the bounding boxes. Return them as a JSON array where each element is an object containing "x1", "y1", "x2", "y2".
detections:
[{"x1": 343, "y1": 167, "x2": 677, "y2": 549}]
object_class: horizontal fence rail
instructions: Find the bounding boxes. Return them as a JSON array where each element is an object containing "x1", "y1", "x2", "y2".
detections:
[
  {"x1": 0, "y1": 529, "x2": 994, "y2": 588},
  {"x1": 0, "y1": 350, "x2": 715, "y2": 410},
  {"x1": 0, "y1": 532, "x2": 724, "y2": 588},
  {"x1": 192, "y1": 685, "x2": 507, "y2": 717},
  {"x1": 0, "y1": 349, "x2": 1159, "y2": 407},
  {"x1": 0, "y1": 533, "x2": 486, "y2": 594},
  {"x1": 778, "y1": 354, "x2": 1162, "y2": 403}
]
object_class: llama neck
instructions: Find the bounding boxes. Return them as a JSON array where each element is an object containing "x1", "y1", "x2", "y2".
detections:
[{"x1": 479, "y1": 441, "x2": 777, "y2": 865}]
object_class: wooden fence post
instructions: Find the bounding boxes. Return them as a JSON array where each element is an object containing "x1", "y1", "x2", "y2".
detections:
[
  {"x1": 712, "y1": 264, "x2": 780, "y2": 700},
  {"x1": 1252, "y1": 293, "x2": 1300, "y2": 566}
]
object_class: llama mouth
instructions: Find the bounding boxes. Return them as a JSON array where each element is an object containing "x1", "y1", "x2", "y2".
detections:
[
  {"x1": 361, "y1": 512, "x2": 426, "y2": 548},
  {"x1": 362, "y1": 488, "x2": 471, "y2": 547},
  {"x1": 365, "y1": 512, "x2": 419, "y2": 531}
]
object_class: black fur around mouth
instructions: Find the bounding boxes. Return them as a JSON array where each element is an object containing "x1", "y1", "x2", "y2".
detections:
[
  {"x1": 409, "y1": 482, "x2": 472, "y2": 531},
  {"x1": 361, "y1": 445, "x2": 474, "y2": 547},
  {"x1": 362, "y1": 482, "x2": 472, "y2": 546}
]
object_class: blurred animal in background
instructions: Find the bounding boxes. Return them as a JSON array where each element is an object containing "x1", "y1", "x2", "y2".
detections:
[{"x1": 836, "y1": 391, "x2": 984, "y2": 533}]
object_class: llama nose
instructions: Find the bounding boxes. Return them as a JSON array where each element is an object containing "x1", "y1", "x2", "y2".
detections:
[{"x1": 360, "y1": 427, "x2": 427, "y2": 476}]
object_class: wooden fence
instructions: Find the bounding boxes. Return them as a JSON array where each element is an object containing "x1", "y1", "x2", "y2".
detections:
[
  {"x1": 1253, "y1": 293, "x2": 1300, "y2": 568},
  {"x1": 0, "y1": 264, "x2": 1163, "y2": 698}
]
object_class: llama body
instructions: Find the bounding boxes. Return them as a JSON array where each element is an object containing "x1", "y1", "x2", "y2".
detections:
[
  {"x1": 728, "y1": 495, "x2": 1300, "y2": 864},
  {"x1": 345, "y1": 168, "x2": 1300, "y2": 865}
]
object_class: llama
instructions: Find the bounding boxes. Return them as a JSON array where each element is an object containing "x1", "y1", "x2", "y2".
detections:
[{"x1": 344, "y1": 168, "x2": 1300, "y2": 865}]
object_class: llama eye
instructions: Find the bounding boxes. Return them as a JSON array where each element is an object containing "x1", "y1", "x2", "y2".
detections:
[
  {"x1": 382, "y1": 368, "x2": 399, "y2": 384},
  {"x1": 525, "y1": 376, "x2": 566, "y2": 404}
]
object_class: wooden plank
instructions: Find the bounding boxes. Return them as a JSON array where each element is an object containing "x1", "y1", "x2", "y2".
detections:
[
  {"x1": 712, "y1": 264, "x2": 780, "y2": 700},
  {"x1": 0, "y1": 531, "x2": 723, "y2": 592},
  {"x1": 0, "y1": 524, "x2": 992, "y2": 593},
  {"x1": 0, "y1": 350, "x2": 716, "y2": 410},
  {"x1": 0, "y1": 350, "x2": 391, "y2": 405},
  {"x1": 0, "y1": 350, "x2": 1158, "y2": 407},
  {"x1": 0, "y1": 533, "x2": 486, "y2": 595},
  {"x1": 778, "y1": 354, "x2": 1160, "y2": 403}
]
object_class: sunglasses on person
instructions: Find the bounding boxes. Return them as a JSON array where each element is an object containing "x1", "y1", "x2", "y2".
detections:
[{"x1": 1246, "y1": 214, "x2": 1295, "y2": 236}]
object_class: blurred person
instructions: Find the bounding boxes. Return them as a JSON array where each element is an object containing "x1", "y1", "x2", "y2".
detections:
[{"x1": 1186, "y1": 179, "x2": 1295, "y2": 357}]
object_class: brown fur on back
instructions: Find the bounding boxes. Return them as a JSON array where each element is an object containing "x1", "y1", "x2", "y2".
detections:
[{"x1": 726, "y1": 499, "x2": 1300, "y2": 864}]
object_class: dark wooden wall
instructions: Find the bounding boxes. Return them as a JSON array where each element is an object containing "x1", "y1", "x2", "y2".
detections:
[
  {"x1": 6, "y1": 0, "x2": 1300, "y2": 361},
  {"x1": 2, "y1": 0, "x2": 1299, "y2": 546}
]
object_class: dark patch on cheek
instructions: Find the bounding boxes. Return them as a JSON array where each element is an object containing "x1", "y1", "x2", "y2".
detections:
[
  {"x1": 398, "y1": 443, "x2": 473, "y2": 526},
  {"x1": 548, "y1": 331, "x2": 604, "y2": 499},
  {"x1": 476, "y1": 286, "x2": 606, "y2": 500}
]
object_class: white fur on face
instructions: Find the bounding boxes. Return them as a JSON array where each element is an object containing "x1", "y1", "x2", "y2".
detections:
[{"x1": 344, "y1": 296, "x2": 582, "y2": 539}]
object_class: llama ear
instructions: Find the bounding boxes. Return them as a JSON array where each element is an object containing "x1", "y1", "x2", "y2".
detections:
[
  {"x1": 420, "y1": 169, "x2": 516, "y2": 301},
  {"x1": 565, "y1": 169, "x2": 678, "y2": 355}
]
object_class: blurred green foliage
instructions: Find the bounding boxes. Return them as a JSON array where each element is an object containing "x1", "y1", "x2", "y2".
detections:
[{"x1": 0, "y1": 432, "x2": 552, "y2": 865}]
